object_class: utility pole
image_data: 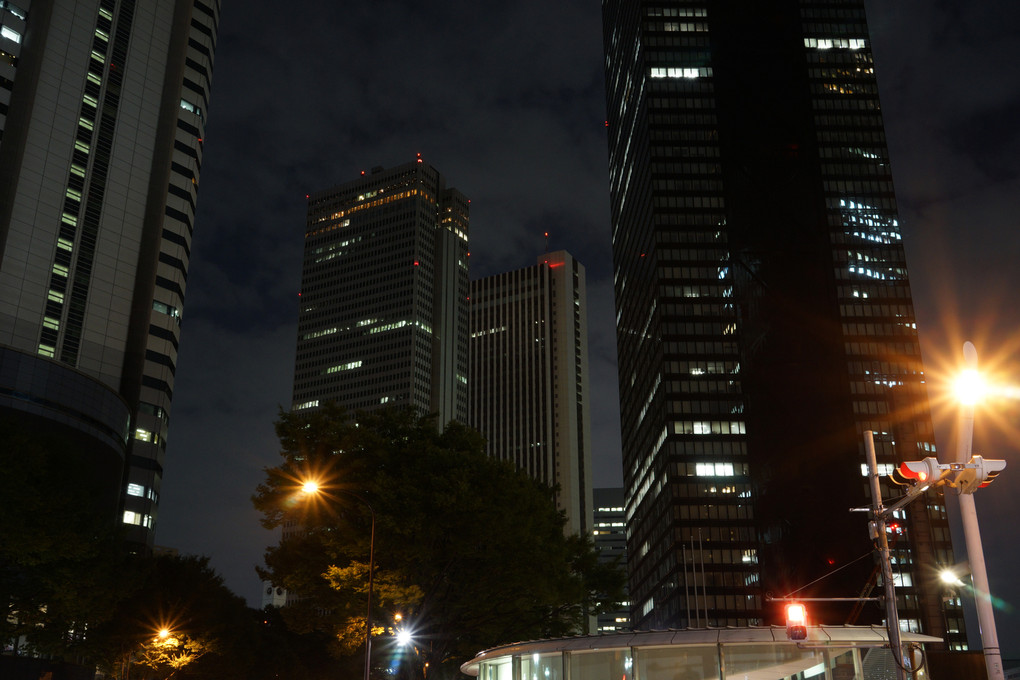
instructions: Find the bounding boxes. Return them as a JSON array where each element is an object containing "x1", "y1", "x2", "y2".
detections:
[{"x1": 864, "y1": 430, "x2": 909, "y2": 680}]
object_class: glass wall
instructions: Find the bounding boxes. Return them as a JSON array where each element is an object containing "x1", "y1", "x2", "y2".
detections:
[
  {"x1": 475, "y1": 644, "x2": 895, "y2": 680},
  {"x1": 570, "y1": 649, "x2": 633, "y2": 680},
  {"x1": 519, "y1": 653, "x2": 565, "y2": 680}
]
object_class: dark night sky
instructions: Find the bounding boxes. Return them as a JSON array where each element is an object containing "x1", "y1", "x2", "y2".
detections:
[{"x1": 156, "y1": 0, "x2": 1020, "y2": 657}]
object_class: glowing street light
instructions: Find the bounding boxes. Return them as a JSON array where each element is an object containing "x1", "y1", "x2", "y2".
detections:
[
  {"x1": 940, "y1": 567, "x2": 966, "y2": 588},
  {"x1": 954, "y1": 368, "x2": 986, "y2": 407},
  {"x1": 396, "y1": 628, "x2": 413, "y2": 647},
  {"x1": 300, "y1": 479, "x2": 376, "y2": 680}
]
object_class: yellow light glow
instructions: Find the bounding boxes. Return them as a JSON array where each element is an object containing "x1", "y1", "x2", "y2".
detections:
[
  {"x1": 940, "y1": 569, "x2": 964, "y2": 587},
  {"x1": 954, "y1": 369, "x2": 986, "y2": 406},
  {"x1": 301, "y1": 480, "x2": 320, "y2": 495},
  {"x1": 158, "y1": 628, "x2": 171, "y2": 639}
]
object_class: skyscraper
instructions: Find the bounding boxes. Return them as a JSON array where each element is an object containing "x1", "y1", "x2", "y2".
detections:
[
  {"x1": 293, "y1": 160, "x2": 469, "y2": 426},
  {"x1": 469, "y1": 250, "x2": 592, "y2": 536},
  {"x1": 593, "y1": 487, "x2": 631, "y2": 634},
  {"x1": 0, "y1": 0, "x2": 218, "y2": 548},
  {"x1": 602, "y1": 0, "x2": 962, "y2": 646}
]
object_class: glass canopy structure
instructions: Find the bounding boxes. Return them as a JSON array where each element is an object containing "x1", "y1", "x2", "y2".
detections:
[{"x1": 462, "y1": 627, "x2": 940, "y2": 680}]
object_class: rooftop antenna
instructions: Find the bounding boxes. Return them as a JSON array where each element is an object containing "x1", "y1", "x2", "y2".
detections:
[{"x1": 544, "y1": 231, "x2": 549, "y2": 253}]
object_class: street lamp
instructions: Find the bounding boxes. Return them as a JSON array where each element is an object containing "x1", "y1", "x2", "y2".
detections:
[
  {"x1": 301, "y1": 480, "x2": 376, "y2": 680},
  {"x1": 953, "y1": 341, "x2": 1004, "y2": 680},
  {"x1": 939, "y1": 567, "x2": 966, "y2": 588}
]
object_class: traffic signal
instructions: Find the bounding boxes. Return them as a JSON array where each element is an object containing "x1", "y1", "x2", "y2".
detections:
[
  {"x1": 785, "y1": 602, "x2": 807, "y2": 640},
  {"x1": 888, "y1": 457, "x2": 947, "y2": 487},
  {"x1": 954, "y1": 455, "x2": 1007, "y2": 494},
  {"x1": 978, "y1": 457, "x2": 1006, "y2": 488}
]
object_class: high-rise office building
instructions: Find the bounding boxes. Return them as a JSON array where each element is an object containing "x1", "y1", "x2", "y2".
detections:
[
  {"x1": 602, "y1": 1, "x2": 962, "y2": 646},
  {"x1": 593, "y1": 487, "x2": 631, "y2": 634},
  {"x1": 469, "y1": 250, "x2": 592, "y2": 536},
  {"x1": 294, "y1": 160, "x2": 469, "y2": 427},
  {"x1": 0, "y1": 0, "x2": 218, "y2": 548}
]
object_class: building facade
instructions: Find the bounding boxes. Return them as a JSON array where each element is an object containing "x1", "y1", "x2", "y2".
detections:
[
  {"x1": 294, "y1": 160, "x2": 470, "y2": 427},
  {"x1": 469, "y1": 251, "x2": 592, "y2": 537},
  {"x1": 0, "y1": 0, "x2": 218, "y2": 548},
  {"x1": 602, "y1": 0, "x2": 962, "y2": 646},
  {"x1": 593, "y1": 487, "x2": 631, "y2": 633}
]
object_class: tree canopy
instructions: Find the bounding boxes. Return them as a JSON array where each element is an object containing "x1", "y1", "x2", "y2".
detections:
[
  {"x1": 253, "y1": 405, "x2": 624, "y2": 679},
  {"x1": 0, "y1": 415, "x2": 127, "y2": 660}
]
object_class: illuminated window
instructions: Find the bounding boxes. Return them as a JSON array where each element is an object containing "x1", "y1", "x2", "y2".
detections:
[
  {"x1": 861, "y1": 463, "x2": 894, "y2": 476},
  {"x1": 696, "y1": 462, "x2": 735, "y2": 476},
  {"x1": 123, "y1": 511, "x2": 154, "y2": 528},
  {"x1": 179, "y1": 98, "x2": 202, "y2": 118},
  {"x1": 804, "y1": 37, "x2": 867, "y2": 51},
  {"x1": 898, "y1": 618, "x2": 921, "y2": 633},
  {"x1": 674, "y1": 420, "x2": 746, "y2": 435},
  {"x1": 127, "y1": 483, "x2": 145, "y2": 497},
  {"x1": 650, "y1": 66, "x2": 713, "y2": 79},
  {"x1": 1, "y1": 25, "x2": 21, "y2": 44},
  {"x1": 152, "y1": 300, "x2": 181, "y2": 319},
  {"x1": 325, "y1": 360, "x2": 362, "y2": 374}
]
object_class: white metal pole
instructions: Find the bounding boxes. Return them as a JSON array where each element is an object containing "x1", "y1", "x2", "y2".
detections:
[
  {"x1": 955, "y1": 342, "x2": 1004, "y2": 680},
  {"x1": 864, "y1": 430, "x2": 907, "y2": 680}
]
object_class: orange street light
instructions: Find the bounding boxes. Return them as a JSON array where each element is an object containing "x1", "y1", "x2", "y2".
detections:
[{"x1": 954, "y1": 368, "x2": 986, "y2": 407}]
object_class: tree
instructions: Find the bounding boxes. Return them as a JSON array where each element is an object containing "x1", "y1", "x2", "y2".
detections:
[
  {"x1": 0, "y1": 415, "x2": 128, "y2": 661},
  {"x1": 89, "y1": 553, "x2": 250, "y2": 680},
  {"x1": 253, "y1": 405, "x2": 624, "y2": 680}
]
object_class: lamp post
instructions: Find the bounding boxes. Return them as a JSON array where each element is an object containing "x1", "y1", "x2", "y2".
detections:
[
  {"x1": 953, "y1": 341, "x2": 1004, "y2": 680},
  {"x1": 302, "y1": 481, "x2": 376, "y2": 680}
]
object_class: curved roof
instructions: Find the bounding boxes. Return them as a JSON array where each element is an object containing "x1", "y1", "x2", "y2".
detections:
[{"x1": 461, "y1": 626, "x2": 942, "y2": 675}]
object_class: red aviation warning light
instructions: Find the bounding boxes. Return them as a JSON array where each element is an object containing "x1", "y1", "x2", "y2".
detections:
[{"x1": 785, "y1": 602, "x2": 808, "y2": 640}]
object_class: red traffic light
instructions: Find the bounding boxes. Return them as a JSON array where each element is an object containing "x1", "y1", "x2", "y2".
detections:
[
  {"x1": 898, "y1": 461, "x2": 927, "y2": 482},
  {"x1": 785, "y1": 602, "x2": 808, "y2": 640},
  {"x1": 889, "y1": 457, "x2": 947, "y2": 487}
]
